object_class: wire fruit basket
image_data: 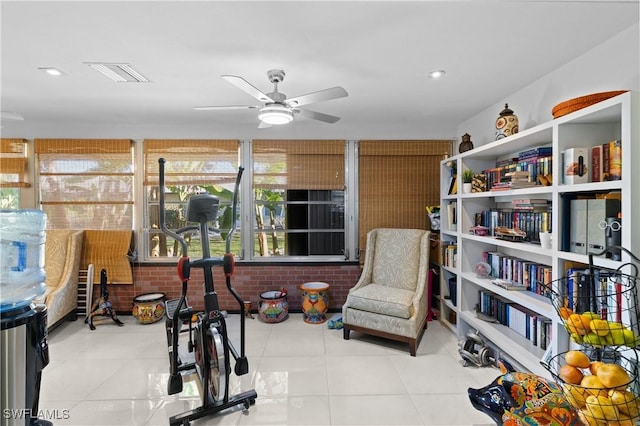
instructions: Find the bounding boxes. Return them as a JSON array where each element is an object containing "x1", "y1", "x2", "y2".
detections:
[
  {"x1": 543, "y1": 349, "x2": 640, "y2": 425},
  {"x1": 549, "y1": 247, "x2": 640, "y2": 349}
]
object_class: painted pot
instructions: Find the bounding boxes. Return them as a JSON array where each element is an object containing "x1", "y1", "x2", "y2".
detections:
[
  {"x1": 299, "y1": 282, "x2": 330, "y2": 324},
  {"x1": 132, "y1": 292, "x2": 166, "y2": 324},
  {"x1": 495, "y1": 103, "x2": 519, "y2": 140},
  {"x1": 258, "y1": 289, "x2": 289, "y2": 323}
]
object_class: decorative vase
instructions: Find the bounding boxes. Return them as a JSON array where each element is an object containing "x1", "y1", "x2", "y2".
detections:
[
  {"x1": 458, "y1": 133, "x2": 474, "y2": 153},
  {"x1": 495, "y1": 103, "x2": 519, "y2": 140},
  {"x1": 258, "y1": 289, "x2": 289, "y2": 323},
  {"x1": 299, "y1": 282, "x2": 330, "y2": 324}
]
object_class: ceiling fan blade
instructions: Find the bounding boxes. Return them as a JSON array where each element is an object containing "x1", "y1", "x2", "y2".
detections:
[
  {"x1": 257, "y1": 120, "x2": 272, "y2": 129},
  {"x1": 222, "y1": 75, "x2": 275, "y2": 103},
  {"x1": 0, "y1": 112, "x2": 25, "y2": 121},
  {"x1": 295, "y1": 108, "x2": 341, "y2": 124},
  {"x1": 193, "y1": 105, "x2": 258, "y2": 110},
  {"x1": 286, "y1": 86, "x2": 348, "y2": 107}
]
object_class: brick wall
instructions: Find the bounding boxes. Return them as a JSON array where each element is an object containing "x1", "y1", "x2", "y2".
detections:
[{"x1": 95, "y1": 262, "x2": 362, "y2": 314}]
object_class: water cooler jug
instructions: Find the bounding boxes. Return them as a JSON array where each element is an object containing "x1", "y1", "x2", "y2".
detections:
[{"x1": 1, "y1": 209, "x2": 51, "y2": 426}]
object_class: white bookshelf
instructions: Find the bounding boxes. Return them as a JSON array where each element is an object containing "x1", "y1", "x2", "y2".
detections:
[{"x1": 439, "y1": 91, "x2": 638, "y2": 378}]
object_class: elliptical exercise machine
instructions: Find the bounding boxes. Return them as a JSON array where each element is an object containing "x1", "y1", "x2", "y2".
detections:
[{"x1": 158, "y1": 158, "x2": 257, "y2": 426}]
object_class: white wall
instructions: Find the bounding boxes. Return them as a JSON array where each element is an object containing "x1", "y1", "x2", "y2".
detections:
[{"x1": 455, "y1": 22, "x2": 640, "y2": 151}]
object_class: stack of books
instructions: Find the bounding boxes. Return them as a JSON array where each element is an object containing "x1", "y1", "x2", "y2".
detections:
[{"x1": 491, "y1": 171, "x2": 537, "y2": 191}]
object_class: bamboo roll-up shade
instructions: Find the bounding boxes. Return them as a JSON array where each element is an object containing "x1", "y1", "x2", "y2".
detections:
[
  {"x1": 34, "y1": 139, "x2": 132, "y2": 153},
  {"x1": 253, "y1": 140, "x2": 345, "y2": 190},
  {"x1": 1, "y1": 138, "x2": 27, "y2": 155},
  {"x1": 0, "y1": 139, "x2": 29, "y2": 187},
  {"x1": 144, "y1": 139, "x2": 239, "y2": 186},
  {"x1": 358, "y1": 140, "x2": 451, "y2": 257}
]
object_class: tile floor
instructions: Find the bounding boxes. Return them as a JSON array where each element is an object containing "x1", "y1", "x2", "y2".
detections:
[{"x1": 39, "y1": 313, "x2": 499, "y2": 426}]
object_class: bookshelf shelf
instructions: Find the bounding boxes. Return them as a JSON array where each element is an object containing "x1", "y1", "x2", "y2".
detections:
[{"x1": 439, "y1": 91, "x2": 638, "y2": 377}]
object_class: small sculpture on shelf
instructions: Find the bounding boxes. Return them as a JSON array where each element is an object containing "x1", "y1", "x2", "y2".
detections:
[
  {"x1": 458, "y1": 133, "x2": 474, "y2": 153},
  {"x1": 495, "y1": 103, "x2": 519, "y2": 140}
]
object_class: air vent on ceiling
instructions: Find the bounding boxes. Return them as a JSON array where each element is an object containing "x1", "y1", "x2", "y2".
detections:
[{"x1": 85, "y1": 63, "x2": 150, "y2": 83}]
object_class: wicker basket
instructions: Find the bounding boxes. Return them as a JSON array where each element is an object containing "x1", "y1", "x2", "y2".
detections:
[
  {"x1": 552, "y1": 91, "x2": 628, "y2": 119},
  {"x1": 549, "y1": 270, "x2": 639, "y2": 349},
  {"x1": 543, "y1": 349, "x2": 640, "y2": 425}
]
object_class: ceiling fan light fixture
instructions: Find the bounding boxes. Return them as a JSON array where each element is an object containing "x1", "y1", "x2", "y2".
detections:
[{"x1": 258, "y1": 104, "x2": 293, "y2": 125}]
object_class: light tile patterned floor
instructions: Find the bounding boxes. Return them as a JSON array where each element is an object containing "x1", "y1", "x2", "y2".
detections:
[{"x1": 39, "y1": 313, "x2": 499, "y2": 425}]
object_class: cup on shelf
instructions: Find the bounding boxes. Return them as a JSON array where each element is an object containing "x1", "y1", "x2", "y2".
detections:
[{"x1": 539, "y1": 232, "x2": 552, "y2": 249}]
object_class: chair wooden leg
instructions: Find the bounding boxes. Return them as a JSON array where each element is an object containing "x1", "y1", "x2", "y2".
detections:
[
  {"x1": 409, "y1": 339, "x2": 417, "y2": 357},
  {"x1": 343, "y1": 327, "x2": 350, "y2": 340}
]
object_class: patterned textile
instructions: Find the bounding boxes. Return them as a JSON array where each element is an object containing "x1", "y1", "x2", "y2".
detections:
[
  {"x1": 370, "y1": 229, "x2": 423, "y2": 291},
  {"x1": 35, "y1": 230, "x2": 83, "y2": 329},
  {"x1": 345, "y1": 283, "x2": 414, "y2": 319}
]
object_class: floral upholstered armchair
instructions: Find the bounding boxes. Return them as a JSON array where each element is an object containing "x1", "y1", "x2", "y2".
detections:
[{"x1": 342, "y1": 228, "x2": 431, "y2": 356}]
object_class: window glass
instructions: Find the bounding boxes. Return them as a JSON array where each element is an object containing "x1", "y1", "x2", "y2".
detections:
[
  {"x1": 143, "y1": 140, "x2": 240, "y2": 259},
  {"x1": 252, "y1": 140, "x2": 346, "y2": 258}
]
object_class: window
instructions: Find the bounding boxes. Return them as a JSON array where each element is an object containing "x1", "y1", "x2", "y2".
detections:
[
  {"x1": 143, "y1": 140, "x2": 240, "y2": 260},
  {"x1": 252, "y1": 140, "x2": 346, "y2": 259},
  {"x1": 358, "y1": 140, "x2": 451, "y2": 258},
  {"x1": 35, "y1": 139, "x2": 134, "y2": 229},
  {"x1": 0, "y1": 138, "x2": 29, "y2": 209}
]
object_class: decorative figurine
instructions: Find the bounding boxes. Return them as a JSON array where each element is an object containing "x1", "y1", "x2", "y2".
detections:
[
  {"x1": 86, "y1": 269, "x2": 125, "y2": 330},
  {"x1": 468, "y1": 359, "x2": 580, "y2": 426},
  {"x1": 495, "y1": 103, "x2": 519, "y2": 140},
  {"x1": 458, "y1": 133, "x2": 474, "y2": 153}
]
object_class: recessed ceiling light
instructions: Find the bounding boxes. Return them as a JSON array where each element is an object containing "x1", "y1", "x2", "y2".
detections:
[
  {"x1": 428, "y1": 70, "x2": 446, "y2": 79},
  {"x1": 38, "y1": 67, "x2": 64, "y2": 76},
  {"x1": 84, "y1": 62, "x2": 150, "y2": 83}
]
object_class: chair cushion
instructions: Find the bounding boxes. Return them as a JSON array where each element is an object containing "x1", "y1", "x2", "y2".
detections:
[
  {"x1": 371, "y1": 229, "x2": 424, "y2": 291},
  {"x1": 346, "y1": 283, "x2": 414, "y2": 319}
]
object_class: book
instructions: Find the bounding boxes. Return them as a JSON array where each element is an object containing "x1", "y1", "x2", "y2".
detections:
[
  {"x1": 492, "y1": 278, "x2": 528, "y2": 291},
  {"x1": 602, "y1": 142, "x2": 610, "y2": 181},
  {"x1": 447, "y1": 175, "x2": 458, "y2": 195},
  {"x1": 592, "y1": 145, "x2": 603, "y2": 182},
  {"x1": 609, "y1": 139, "x2": 622, "y2": 180},
  {"x1": 518, "y1": 146, "x2": 552, "y2": 160},
  {"x1": 563, "y1": 147, "x2": 590, "y2": 184}
]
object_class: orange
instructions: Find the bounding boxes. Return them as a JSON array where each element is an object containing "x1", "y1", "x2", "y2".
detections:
[
  {"x1": 559, "y1": 364, "x2": 584, "y2": 384},
  {"x1": 565, "y1": 350, "x2": 591, "y2": 368}
]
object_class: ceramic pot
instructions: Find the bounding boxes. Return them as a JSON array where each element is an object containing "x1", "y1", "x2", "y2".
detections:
[
  {"x1": 495, "y1": 103, "x2": 519, "y2": 140},
  {"x1": 132, "y1": 292, "x2": 166, "y2": 324},
  {"x1": 258, "y1": 289, "x2": 289, "y2": 323},
  {"x1": 299, "y1": 282, "x2": 330, "y2": 324}
]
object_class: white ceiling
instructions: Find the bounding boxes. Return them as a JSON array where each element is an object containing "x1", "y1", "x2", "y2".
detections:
[{"x1": 1, "y1": 1, "x2": 639, "y2": 141}]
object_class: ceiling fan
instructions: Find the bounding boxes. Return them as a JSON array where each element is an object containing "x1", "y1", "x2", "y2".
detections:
[
  {"x1": 0, "y1": 112, "x2": 24, "y2": 128},
  {"x1": 194, "y1": 69, "x2": 348, "y2": 128}
]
